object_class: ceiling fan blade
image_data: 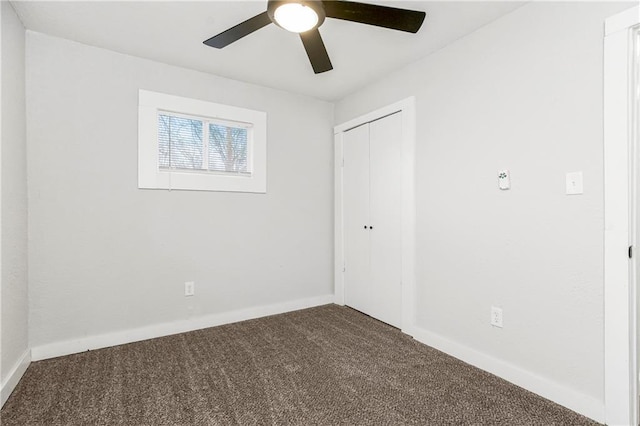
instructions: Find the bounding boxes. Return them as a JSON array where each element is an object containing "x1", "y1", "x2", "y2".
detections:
[
  {"x1": 323, "y1": 1, "x2": 425, "y2": 33},
  {"x1": 203, "y1": 11, "x2": 272, "y2": 48},
  {"x1": 300, "y1": 29, "x2": 333, "y2": 74}
]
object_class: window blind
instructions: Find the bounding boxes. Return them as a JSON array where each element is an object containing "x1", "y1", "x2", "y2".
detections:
[
  {"x1": 158, "y1": 113, "x2": 251, "y2": 175},
  {"x1": 158, "y1": 114, "x2": 203, "y2": 170},
  {"x1": 209, "y1": 124, "x2": 249, "y2": 174}
]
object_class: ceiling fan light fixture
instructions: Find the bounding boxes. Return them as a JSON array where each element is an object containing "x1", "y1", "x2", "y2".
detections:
[
  {"x1": 273, "y1": 3, "x2": 318, "y2": 33},
  {"x1": 205, "y1": 0, "x2": 426, "y2": 74}
]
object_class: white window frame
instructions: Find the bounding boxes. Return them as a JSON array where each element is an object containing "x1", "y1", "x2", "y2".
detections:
[{"x1": 138, "y1": 89, "x2": 267, "y2": 193}]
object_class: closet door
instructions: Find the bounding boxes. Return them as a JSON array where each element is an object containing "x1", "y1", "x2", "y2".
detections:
[
  {"x1": 343, "y1": 124, "x2": 371, "y2": 315},
  {"x1": 369, "y1": 112, "x2": 402, "y2": 328}
]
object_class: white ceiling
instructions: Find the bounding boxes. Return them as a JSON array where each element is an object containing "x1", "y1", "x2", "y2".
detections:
[{"x1": 11, "y1": 1, "x2": 525, "y2": 101}]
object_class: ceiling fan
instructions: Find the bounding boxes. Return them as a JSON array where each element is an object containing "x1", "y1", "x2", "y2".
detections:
[{"x1": 203, "y1": 0, "x2": 426, "y2": 74}]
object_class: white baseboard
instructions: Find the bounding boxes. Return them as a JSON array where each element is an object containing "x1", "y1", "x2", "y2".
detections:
[
  {"x1": 1, "y1": 349, "x2": 31, "y2": 408},
  {"x1": 31, "y1": 294, "x2": 335, "y2": 362},
  {"x1": 30, "y1": 298, "x2": 600, "y2": 421},
  {"x1": 409, "y1": 327, "x2": 605, "y2": 424}
]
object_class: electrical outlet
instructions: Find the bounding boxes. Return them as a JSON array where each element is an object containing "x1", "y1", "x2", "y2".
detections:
[
  {"x1": 184, "y1": 281, "x2": 195, "y2": 297},
  {"x1": 491, "y1": 306, "x2": 503, "y2": 328}
]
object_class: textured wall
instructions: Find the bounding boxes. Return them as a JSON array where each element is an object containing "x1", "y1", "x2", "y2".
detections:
[
  {"x1": 26, "y1": 32, "x2": 334, "y2": 348},
  {"x1": 1, "y1": 0, "x2": 28, "y2": 386},
  {"x1": 335, "y1": 1, "x2": 634, "y2": 403}
]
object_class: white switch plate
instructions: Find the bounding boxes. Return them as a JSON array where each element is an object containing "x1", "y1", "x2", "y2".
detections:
[
  {"x1": 491, "y1": 306, "x2": 503, "y2": 328},
  {"x1": 185, "y1": 281, "x2": 195, "y2": 297},
  {"x1": 566, "y1": 172, "x2": 583, "y2": 195}
]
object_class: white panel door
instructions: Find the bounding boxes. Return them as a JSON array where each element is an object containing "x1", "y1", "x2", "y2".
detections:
[
  {"x1": 369, "y1": 112, "x2": 403, "y2": 328},
  {"x1": 343, "y1": 124, "x2": 371, "y2": 315}
]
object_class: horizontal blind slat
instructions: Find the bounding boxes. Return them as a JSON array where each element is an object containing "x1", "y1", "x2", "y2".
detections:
[
  {"x1": 158, "y1": 114, "x2": 203, "y2": 171},
  {"x1": 158, "y1": 113, "x2": 251, "y2": 176},
  {"x1": 209, "y1": 124, "x2": 249, "y2": 174}
]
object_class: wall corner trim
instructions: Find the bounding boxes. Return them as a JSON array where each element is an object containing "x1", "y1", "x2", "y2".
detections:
[
  {"x1": 1, "y1": 349, "x2": 32, "y2": 408},
  {"x1": 411, "y1": 327, "x2": 605, "y2": 423},
  {"x1": 31, "y1": 295, "x2": 335, "y2": 362}
]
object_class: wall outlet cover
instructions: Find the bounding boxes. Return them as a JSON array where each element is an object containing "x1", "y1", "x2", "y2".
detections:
[
  {"x1": 491, "y1": 306, "x2": 503, "y2": 328},
  {"x1": 185, "y1": 281, "x2": 195, "y2": 297}
]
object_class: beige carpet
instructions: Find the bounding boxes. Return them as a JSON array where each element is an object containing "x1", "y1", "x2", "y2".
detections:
[{"x1": 1, "y1": 304, "x2": 598, "y2": 425}]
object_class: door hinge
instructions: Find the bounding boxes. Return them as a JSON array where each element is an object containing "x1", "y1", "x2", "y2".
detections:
[{"x1": 630, "y1": 245, "x2": 634, "y2": 259}]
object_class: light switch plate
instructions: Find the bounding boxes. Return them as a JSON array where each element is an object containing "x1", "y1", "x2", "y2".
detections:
[{"x1": 566, "y1": 172, "x2": 583, "y2": 195}]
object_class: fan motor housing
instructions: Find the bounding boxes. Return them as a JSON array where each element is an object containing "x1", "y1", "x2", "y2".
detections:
[{"x1": 267, "y1": 0, "x2": 326, "y2": 31}]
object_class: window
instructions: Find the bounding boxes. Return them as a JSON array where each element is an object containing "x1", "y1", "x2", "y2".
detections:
[{"x1": 138, "y1": 90, "x2": 267, "y2": 193}]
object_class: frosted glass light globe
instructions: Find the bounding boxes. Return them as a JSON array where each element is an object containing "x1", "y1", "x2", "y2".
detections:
[{"x1": 274, "y1": 3, "x2": 319, "y2": 33}]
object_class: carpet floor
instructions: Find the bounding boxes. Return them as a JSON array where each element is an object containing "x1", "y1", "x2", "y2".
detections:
[{"x1": 1, "y1": 304, "x2": 598, "y2": 425}]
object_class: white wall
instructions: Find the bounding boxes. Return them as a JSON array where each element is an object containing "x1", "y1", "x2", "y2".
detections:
[
  {"x1": 335, "y1": 1, "x2": 634, "y2": 418},
  {"x1": 26, "y1": 32, "x2": 334, "y2": 353},
  {"x1": 18, "y1": 1, "x2": 636, "y2": 419},
  {"x1": 1, "y1": 0, "x2": 29, "y2": 406}
]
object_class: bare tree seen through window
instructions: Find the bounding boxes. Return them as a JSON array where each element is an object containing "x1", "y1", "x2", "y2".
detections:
[
  {"x1": 158, "y1": 114, "x2": 203, "y2": 170},
  {"x1": 158, "y1": 114, "x2": 249, "y2": 174},
  {"x1": 209, "y1": 124, "x2": 248, "y2": 173}
]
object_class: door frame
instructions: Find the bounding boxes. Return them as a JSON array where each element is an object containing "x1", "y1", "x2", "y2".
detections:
[
  {"x1": 334, "y1": 97, "x2": 416, "y2": 335},
  {"x1": 604, "y1": 6, "x2": 639, "y2": 425}
]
